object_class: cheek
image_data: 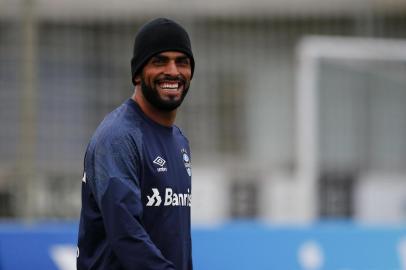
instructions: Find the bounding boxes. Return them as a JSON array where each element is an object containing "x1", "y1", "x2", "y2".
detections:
[
  {"x1": 143, "y1": 71, "x2": 159, "y2": 85},
  {"x1": 181, "y1": 69, "x2": 192, "y2": 81}
]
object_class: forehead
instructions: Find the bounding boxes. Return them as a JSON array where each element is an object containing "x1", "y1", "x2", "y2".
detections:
[{"x1": 152, "y1": 51, "x2": 188, "y2": 59}]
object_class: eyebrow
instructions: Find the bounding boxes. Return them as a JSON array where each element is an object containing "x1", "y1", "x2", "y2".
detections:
[
  {"x1": 151, "y1": 55, "x2": 168, "y2": 61},
  {"x1": 176, "y1": 56, "x2": 190, "y2": 61}
]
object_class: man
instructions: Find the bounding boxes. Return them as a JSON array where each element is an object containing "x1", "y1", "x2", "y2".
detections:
[{"x1": 77, "y1": 18, "x2": 195, "y2": 270}]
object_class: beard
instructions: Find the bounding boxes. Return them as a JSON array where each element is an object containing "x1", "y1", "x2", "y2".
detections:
[{"x1": 140, "y1": 75, "x2": 190, "y2": 111}]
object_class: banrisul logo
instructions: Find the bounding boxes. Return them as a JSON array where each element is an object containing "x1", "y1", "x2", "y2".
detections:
[
  {"x1": 181, "y1": 149, "x2": 192, "y2": 177},
  {"x1": 146, "y1": 188, "x2": 162, "y2": 206},
  {"x1": 146, "y1": 188, "x2": 191, "y2": 207}
]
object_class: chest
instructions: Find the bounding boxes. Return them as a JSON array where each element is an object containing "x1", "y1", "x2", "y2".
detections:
[{"x1": 140, "y1": 134, "x2": 192, "y2": 200}]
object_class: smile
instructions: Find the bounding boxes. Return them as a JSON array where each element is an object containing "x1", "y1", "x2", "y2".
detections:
[
  {"x1": 157, "y1": 79, "x2": 184, "y2": 92},
  {"x1": 160, "y1": 82, "x2": 179, "y2": 90}
]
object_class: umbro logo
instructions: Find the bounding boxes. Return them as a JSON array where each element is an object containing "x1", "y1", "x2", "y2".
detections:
[
  {"x1": 153, "y1": 156, "x2": 166, "y2": 167},
  {"x1": 153, "y1": 156, "x2": 167, "y2": 172}
]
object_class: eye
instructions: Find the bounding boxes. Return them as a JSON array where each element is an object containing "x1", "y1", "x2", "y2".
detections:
[
  {"x1": 151, "y1": 57, "x2": 167, "y2": 65},
  {"x1": 176, "y1": 57, "x2": 190, "y2": 67}
]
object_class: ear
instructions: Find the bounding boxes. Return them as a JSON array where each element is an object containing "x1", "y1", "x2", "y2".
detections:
[{"x1": 133, "y1": 75, "x2": 141, "y2": 85}]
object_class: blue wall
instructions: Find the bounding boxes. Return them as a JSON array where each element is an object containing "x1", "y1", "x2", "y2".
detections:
[{"x1": 0, "y1": 221, "x2": 406, "y2": 270}]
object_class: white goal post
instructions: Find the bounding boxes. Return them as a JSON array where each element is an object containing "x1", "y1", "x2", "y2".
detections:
[{"x1": 295, "y1": 36, "x2": 406, "y2": 221}]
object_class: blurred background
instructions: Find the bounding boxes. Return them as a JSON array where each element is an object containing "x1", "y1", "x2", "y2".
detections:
[{"x1": 1, "y1": 0, "x2": 406, "y2": 269}]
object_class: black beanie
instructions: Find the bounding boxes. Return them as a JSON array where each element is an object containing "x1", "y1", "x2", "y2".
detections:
[{"x1": 131, "y1": 18, "x2": 195, "y2": 85}]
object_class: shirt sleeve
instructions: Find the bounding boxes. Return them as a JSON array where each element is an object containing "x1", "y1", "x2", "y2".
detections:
[{"x1": 87, "y1": 133, "x2": 176, "y2": 270}]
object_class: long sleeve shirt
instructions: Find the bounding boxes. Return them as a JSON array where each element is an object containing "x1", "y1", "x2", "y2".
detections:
[{"x1": 77, "y1": 98, "x2": 193, "y2": 270}]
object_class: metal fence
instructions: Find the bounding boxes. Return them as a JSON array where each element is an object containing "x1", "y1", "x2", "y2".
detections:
[{"x1": 1, "y1": 1, "x2": 406, "y2": 222}]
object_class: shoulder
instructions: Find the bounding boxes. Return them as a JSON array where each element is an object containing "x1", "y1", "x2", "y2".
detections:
[{"x1": 88, "y1": 103, "x2": 145, "y2": 155}]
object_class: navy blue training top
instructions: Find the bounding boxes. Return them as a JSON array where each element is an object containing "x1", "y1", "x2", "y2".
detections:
[{"x1": 77, "y1": 99, "x2": 192, "y2": 270}]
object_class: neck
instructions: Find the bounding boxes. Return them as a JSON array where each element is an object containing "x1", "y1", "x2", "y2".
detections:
[{"x1": 132, "y1": 91, "x2": 177, "y2": 127}]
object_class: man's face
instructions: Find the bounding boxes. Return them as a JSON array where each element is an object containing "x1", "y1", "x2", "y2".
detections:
[{"x1": 138, "y1": 51, "x2": 192, "y2": 111}]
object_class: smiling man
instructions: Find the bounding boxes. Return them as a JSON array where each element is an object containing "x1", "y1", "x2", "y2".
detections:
[{"x1": 77, "y1": 18, "x2": 195, "y2": 270}]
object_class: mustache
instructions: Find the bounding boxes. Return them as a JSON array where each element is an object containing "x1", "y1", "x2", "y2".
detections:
[{"x1": 155, "y1": 75, "x2": 186, "y2": 84}]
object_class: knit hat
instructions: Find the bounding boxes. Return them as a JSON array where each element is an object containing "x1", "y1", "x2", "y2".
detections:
[{"x1": 131, "y1": 18, "x2": 195, "y2": 85}]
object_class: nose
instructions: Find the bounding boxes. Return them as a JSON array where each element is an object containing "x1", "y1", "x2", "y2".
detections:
[{"x1": 164, "y1": 60, "x2": 180, "y2": 76}]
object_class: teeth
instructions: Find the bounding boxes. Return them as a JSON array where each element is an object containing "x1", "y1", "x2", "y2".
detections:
[{"x1": 160, "y1": 82, "x2": 179, "y2": 90}]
